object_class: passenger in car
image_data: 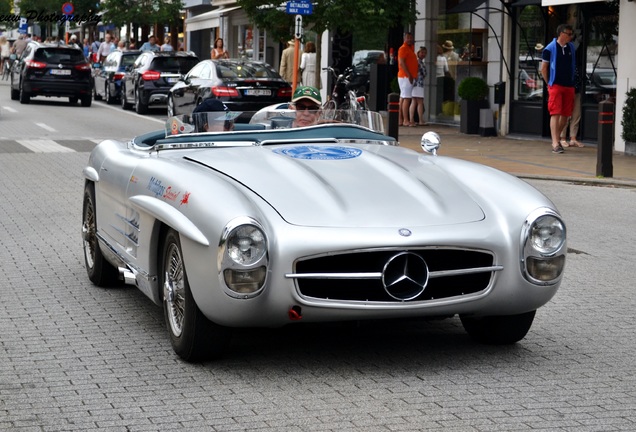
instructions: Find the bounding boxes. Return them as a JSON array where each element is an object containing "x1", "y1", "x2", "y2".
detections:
[{"x1": 192, "y1": 98, "x2": 236, "y2": 132}]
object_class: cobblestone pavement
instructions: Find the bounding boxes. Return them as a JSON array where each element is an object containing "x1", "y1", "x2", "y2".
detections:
[{"x1": 1, "y1": 147, "x2": 636, "y2": 430}]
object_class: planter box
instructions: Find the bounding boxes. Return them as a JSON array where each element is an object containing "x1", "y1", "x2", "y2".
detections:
[
  {"x1": 625, "y1": 141, "x2": 636, "y2": 156},
  {"x1": 460, "y1": 100, "x2": 490, "y2": 134}
]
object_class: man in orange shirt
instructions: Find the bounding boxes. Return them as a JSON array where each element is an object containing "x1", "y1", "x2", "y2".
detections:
[{"x1": 397, "y1": 32, "x2": 418, "y2": 126}]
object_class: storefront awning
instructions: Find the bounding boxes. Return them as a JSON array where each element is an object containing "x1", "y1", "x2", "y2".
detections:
[
  {"x1": 447, "y1": 0, "x2": 486, "y2": 14},
  {"x1": 185, "y1": 6, "x2": 240, "y2": 32},
  {"x1": 511, "y1": 0, "x2": 541, "y2": 7},
  {"x1": 542, "y1": 0, "x2": 602, "y2": 5}
]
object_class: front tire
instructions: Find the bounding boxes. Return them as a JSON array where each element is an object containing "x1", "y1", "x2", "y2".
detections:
[
  {"x1": 161, "y1": 229, "x2": 231, "y2": 361},
  {"x1": 167, "y1": 95, "x2": 175, "y2": 117},
  {"x1": 93, "y1": 84, "x2": 102, "y2": 101},
  {"x1": 105, "y1": 83, "x2": 115, "y2": 104},
  {"x1": 10, "y1": 85, "x2": 19, "y2": 100},
  {"x1": 460, "y1": 310, "x2": 536, "y2": 345},
  {"x1": 82, "y1": 182, "x2": 120, "y2": 286}
]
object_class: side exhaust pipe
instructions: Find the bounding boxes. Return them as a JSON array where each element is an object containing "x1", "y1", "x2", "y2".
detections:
[{"x1": 118, "y1": 267, "x2": 138, "y2": 286}]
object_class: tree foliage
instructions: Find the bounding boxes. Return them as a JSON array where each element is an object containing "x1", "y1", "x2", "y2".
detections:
[
  {"x1": 0, "y1": 0, "x2": 12, "y2": 17},
  {"x1": 17, "y1": 0, "x2": 98, "y2": 16},
  {"x1": 100, "y1": 0, "x2": 183, "y2": 28},
  {"x1": 236, "y1": 0, "x2": 417, "y2": 44}
]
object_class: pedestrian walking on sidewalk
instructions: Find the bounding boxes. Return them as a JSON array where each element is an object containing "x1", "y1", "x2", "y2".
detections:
[{"x1": 541, "y1": 24, "x2": 576, "y2": 154}]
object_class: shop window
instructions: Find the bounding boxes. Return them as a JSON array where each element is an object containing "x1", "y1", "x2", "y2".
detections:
[
  {"x1": 514, "y1": 5, "x2": 544, "y2": 102},
  {"x1": 583, "y1": 14, "x2": 617, "y2": 105}
]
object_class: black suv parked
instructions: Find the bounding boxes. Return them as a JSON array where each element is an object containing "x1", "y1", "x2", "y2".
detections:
[
  {"x1": 10, "y1": 41, "x2": 92, "y2": 106},
  {"x1": 120, "y1": 51, "x2": 199, "y2": 114}
]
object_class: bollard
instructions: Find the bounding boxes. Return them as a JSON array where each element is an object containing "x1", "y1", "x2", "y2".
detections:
[
  {"x1": 596, "y1": 99, "x2": 614, "y2": 178},
  {"x1": 388, "y1": 93, "x2": 400, "y2": 140}
]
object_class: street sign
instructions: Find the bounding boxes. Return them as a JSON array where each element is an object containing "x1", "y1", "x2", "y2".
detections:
[
  {"x1": 294, "y1": 15, "x2": 303, "y2": 39},
  {"x1": 61, "y1": 2, "x2": 75, "y2": 15},
  {"x1": 19, "y1": 17, "x2": 28, "y2": 34},
  {"x1": 286, "y1": 1, "x2": 313, "y2": 15}
]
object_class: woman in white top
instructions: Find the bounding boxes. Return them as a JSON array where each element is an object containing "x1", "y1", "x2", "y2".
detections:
[
  {"x1": 161, "y1": 36, "x2": 174, "y2": 52},
  {"x1": 211, "y1": 38, "x2": 229, "y2": 59},
  {"x1": 299, "y1": 41, "x2": 317, "y2": 88},
  {"x1": 0, "y1": 36, "x2": 11, "y2": 76}
]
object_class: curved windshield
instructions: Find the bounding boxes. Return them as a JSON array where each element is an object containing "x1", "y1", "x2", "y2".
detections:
[{"x1": 165, "y1": 109, "x2": 386, "y2": 137}]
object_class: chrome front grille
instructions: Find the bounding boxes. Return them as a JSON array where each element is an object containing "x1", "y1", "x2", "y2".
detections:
[{"x1": 289, "y1": 249, "x2": 500, "y2": 303}]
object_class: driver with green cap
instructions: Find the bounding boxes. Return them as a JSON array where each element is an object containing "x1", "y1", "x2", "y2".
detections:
[{"x1": 290, "y1": 86, "x2": 322, "y2": 127}]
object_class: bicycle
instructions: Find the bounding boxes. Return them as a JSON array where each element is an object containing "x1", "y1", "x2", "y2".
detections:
[
  {"x1": 1, "y1": 54, "x2": 14, "y2": 80},
  {"x1": 322, "y1": 66, "x2": 368, "y2": 122}
]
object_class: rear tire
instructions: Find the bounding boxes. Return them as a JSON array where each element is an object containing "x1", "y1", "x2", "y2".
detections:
[
  {"x1": 161, "y1": 229, "x2": 231, "y2": 361},
  {"x1": 135, "y1": 89, "x2": 148, "y2": 114},
  {"x1": 460, "y1": 310, "x2": 536, "y2": 345},
  {"x1": 69, "y1": 96, "x2": 78, "y2": 105},
  {"x1": 121, "y1": 84, "x2": 132, "y2": 110},
  {"x1": 81, "y1": 95, "x2": 92, "y2": 107},
  {"x1": 82, "y1": 182, "x2": 120, "y2": 287},
  {"x1": 19, "y1": 82, "x2": 30, "y2": 104}
]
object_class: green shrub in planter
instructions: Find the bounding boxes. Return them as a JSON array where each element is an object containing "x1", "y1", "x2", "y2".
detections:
[
  {"x1": 458, "y1": 77, "x2": 489, "y2": 101},
  {"x1": 458, "y1": 77, "x2": 489, "y2": 134},
  {"x1": 621, "y1": 87, "x2": 636, "y2": 143}
]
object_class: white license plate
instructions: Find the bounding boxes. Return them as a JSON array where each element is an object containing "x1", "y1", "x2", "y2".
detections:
[
  {"x1": 50, "y1": 69, "x2": 71, "y2": 76},
  {"x1": 166, "y1": 77, "x2": 179, "y2": 83},
  {"x1": 245, "y1": 89, "x2": 271, "y2": 96}
]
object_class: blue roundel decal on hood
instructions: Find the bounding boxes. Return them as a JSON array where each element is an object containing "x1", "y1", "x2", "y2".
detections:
[{"x1": 273, "y1": 146, "x2": 362, "y2": 160}]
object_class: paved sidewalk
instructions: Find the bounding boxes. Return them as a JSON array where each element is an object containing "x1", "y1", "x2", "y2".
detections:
[{"x1": 397, "y1": 123, "x2": 636, "y2": 187}]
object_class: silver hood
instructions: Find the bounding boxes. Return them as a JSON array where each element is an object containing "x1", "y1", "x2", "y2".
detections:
[{"x1": 186, "y1": 144, "x2": 484, "y2": 228}]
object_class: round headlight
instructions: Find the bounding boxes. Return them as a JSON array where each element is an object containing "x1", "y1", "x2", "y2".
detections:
[
  {"x1": 226, "y1": 225, "x2": 266, "y2": 265},
  {"x1": 530, "y1": 215, "x2": 565, "y2": 255}
]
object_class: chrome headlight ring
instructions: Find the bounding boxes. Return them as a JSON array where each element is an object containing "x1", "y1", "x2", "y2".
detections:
[
  {"x1": 218, "y1": 217, "x2": 269, "y2": 299},
  {"x1": 520, "y1": 208, "x2": 567, "y2": 285}
]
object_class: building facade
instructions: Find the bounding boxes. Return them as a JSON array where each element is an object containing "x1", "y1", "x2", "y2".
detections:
[
  {"x1": 413, "y1": 0, "x2": 632, "y2": 154},
  {"x1": 182, "y1": 0, "x2": 633, "y2": 154},
  {"x1": 183, "y1": 0, "x2": 280, "y2": 69}
]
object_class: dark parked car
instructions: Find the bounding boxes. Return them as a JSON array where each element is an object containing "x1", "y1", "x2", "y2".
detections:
[
  {"x1": 10, "y1": 41, "x2": 93, "y2": 106},
  {"x1": 167, "y1": 59, "x2": 293, "y2": 119},
  {"x1": 120, "y1": 51, "x2": 199, "y2": 114},
  {"x1": 584, "y1": 67, "x2": 616, "y2": 103},
  {"x1": 93, "y1": 50, "x2": 140, "y2": 104}
]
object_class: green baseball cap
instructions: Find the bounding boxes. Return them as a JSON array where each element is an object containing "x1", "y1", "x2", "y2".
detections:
[{"x1": 291, "y1": 86, "x2": 322, "y2": 105}]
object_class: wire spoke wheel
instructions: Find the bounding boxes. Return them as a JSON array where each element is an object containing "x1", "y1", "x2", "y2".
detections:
[
  {"x1": 161, "y1": 228, "x2": 231, "y2": 361},
  {"x1": 82, "y1": 182, "x2": 119, "y2": 286},
  {"x1": 164, "y1": 242, "x2": 186, "y2": 337}
]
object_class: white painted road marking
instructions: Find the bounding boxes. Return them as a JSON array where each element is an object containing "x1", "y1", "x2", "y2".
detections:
[
  {"x1": 16, "y1": 139, "x2": 76, "y2": 153},
  {"x1": 35, "y1": 123, "x2": 57, "y2": 132}
]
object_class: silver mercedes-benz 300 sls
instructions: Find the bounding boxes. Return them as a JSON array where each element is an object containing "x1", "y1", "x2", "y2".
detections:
[{"x1": 82, "y1": 109, "x2": 566, "y2": 361}]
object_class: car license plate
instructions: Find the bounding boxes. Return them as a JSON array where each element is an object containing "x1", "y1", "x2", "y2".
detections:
[
  {"x1": 166, "y1": 77, "x2": 179, "y2": 83},
  {"x1": 245, "y1": 89, "x2": 271, "y2": 96},
  {"x1": 50, "y1": 69, "x2": 71, "y2": 76}
]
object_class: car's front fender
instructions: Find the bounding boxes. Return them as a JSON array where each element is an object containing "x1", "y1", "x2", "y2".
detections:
[{"x1": 129, "y1": 195, "x2": 209, "y2": 246}]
